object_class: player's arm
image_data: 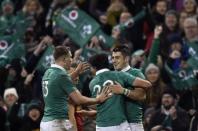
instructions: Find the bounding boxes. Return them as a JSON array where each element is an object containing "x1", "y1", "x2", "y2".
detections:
[
  {"x1": 120, "y1": 71, "x2": 151, "y2": 89},
  {"x1": 69, "y1": 87, "x2": 110, "y2": 106},
  {"x1": 69, "y1": 62, "x2": 90, "y2": 81},
  {"x1": 129, "y1": 88, "x2": 146, "y2": 101},
  {"x1": 133, "y1": 77, "x2": 152, "y2": 90},
  {"x1": 68, "y1": 102, "x2": 77, "y2": 130},
  {"x1": 110, "y1": 82, "x2": 146, "y2": 101},
  {"x1": 62, "y1": 74, "x2": 111, "y2": 106},
  {"x1": 76, "y1": 109, "x2": 97, "y2": 118},
  {"x1": 132, "y1": 71, "x2": 147, "y2": 101}
]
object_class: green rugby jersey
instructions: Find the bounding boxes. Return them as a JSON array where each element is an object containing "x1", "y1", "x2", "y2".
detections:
[
  {"x1": 122, "y1": 66, "x2": 145, "y2": 123},
  {"x1": 42, "y1": 64, "x2": 76, "y2": 122},
  {"x1": 89, "y1": 68, "x2": 136, "y2": 127}
]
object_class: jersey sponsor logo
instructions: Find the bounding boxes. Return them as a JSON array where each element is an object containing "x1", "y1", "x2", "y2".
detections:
[
  {"x1": 0, "y1": 40, "x2": 8, "y2": 50},
  {"x1": 69, "y1": 10, "x2": 78, "y2": 20},
  {"x1": 42, "y1": 80, "x2": 49, "y2": 97}
]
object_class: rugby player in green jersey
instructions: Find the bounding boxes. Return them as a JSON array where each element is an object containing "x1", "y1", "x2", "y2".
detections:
[
  {"x1": 112, "y1": 45, "x2": 146, "y2": 131},
  {"x1": 88, "y1": 54, "x2": 151, "y2": 131},
  {"x1": 40, "y1": 46, "x2": 111, "y2": 131}
]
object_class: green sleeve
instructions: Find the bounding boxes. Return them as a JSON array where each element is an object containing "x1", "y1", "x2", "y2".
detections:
[
  {"x1": 119, "y1": 72, "x2": 136, "y2": 87},
  {"x1": 136, "y1": 71, "x2": 145, "y2": 79},
  {"x1": 132, "y1": 69, "x2": 145, "y2": 79},
  {"x1": 148, "y1": 38, "x2": 160, "y2": 64},
  {"x1": 59, "y1": 74, "x2": 76, "y2": 95}
]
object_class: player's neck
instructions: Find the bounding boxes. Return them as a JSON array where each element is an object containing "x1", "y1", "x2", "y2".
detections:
[
  {"x1": 120, "y1": 64, "x2": 130, "y2": 72},
  {"x1": 54, "y1": 61, "x2": 64, "y2": 68}
]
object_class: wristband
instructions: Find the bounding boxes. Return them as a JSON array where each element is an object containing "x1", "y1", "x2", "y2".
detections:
[{"x1": 123, "y1": 88, "x2": 130, "y2": 97}]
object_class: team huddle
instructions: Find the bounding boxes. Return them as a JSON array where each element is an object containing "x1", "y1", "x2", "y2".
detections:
[{"x1": 40, "y1": 45, "x2": 152, "y2": 131}]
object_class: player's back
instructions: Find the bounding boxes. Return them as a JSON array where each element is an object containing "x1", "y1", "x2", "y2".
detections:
[
  {"x1": 42, "y1": 67, "x2": 69, "y2": 121},
  {"x1": 89, "y1": 70, "x2": 133, "y2": 127}
]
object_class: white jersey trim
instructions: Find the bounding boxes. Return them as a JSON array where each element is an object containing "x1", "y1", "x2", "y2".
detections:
[
  {"x1": 121, "y1": 65, "x2": 131, "y2": 72},
  {"x1": 51, "y1": 64, "x2": 66, "y2": 73},
  {"x1": 96, "y1": 68, "x2": 110, "y2": 75}
]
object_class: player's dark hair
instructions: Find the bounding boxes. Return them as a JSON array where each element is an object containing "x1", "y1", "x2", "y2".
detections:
[
  {"x1": 112, "y1": 44, "x2": 130, "y2": 57},
  {"x1": 53, "y1": 46, "x2": 70, "y2": 60},
  {"x1": 89, "y1": 54, "x2": 109, "y2": 70}
]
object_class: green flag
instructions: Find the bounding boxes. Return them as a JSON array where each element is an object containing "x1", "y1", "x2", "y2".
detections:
[
  {"x1": 0, "y1": 15, "x2": 17, "y2": 35},
  {"x1": 165, "y1": 63, "x2": 198, "y2": 90},
  {"x1": 0, "y1": 35, "x2": 25, "y2": 67},
  {"x1": 36, "y1": 45, "x2": 55, "y2": 72},
  {"x1": 187, "y1": 42, "x2": 198, "y2": 69},
  {"x1": 113, "y1": 8, "x2": 146, "y2": 32},
  {"x1": 94, "y1": 29, "x2": 115, "y2": 48},
  {"x1": 54, "y1": 7, "x2": 100, "y2": 47}
]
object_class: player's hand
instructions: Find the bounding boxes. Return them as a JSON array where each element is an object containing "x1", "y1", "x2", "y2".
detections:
[
  {"x1": 96, "y1": 86, "x2": 112, "y2": 103},
  {"x1": 24, "y1": 70, "x2": 35, "y2": 85},
  {"x1": 108, "y1": 81, "x2": 124, "y2": 94},
  {"x1": 75, "y1": 62, "x2": 90, "y2": 75},
  {"x1": 154, "y1": 25, "x2": 163, "y2": 39},
  {"x1": 76, "y1": 109, "x2": 97, "y2": 117}
]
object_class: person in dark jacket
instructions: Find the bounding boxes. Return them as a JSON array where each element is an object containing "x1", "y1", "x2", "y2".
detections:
[
  {"x1": 148, "y1": 89, "x2": 190, "y2": 131},
  {"x1": 20, "y1": 99, "x2": 43, "y2": 131}
]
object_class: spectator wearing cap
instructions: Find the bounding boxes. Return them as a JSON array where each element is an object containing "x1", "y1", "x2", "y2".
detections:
[
  {"x1": 4, "y1": 88, "x2": 19, "y2": 108},
  {"x1": 148, "y1": 89, "x2": 190, "y2": 131},
  {"x1": 145, "y1": 63, "x2": 167, "y2": 107},
  {"x1": 3, "y1": 87, "x2": 24, "y2": 131}
]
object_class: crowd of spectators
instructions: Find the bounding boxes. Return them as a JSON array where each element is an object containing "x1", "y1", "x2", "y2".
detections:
[{"x1": 0, "y1": 0, "x2": 198, "y2": 131}]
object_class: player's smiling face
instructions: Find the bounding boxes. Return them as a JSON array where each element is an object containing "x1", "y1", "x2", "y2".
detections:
[{"x1": 112, "y1": 52, "x2": 127, "y2": 71}]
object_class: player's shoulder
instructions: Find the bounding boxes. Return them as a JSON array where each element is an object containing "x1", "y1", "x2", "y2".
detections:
[
  {"x1": 128, "y1": 68, "x2": 142, "y2": 74},
  {"x1": 128, "y1": 68, "x2": 145, "y2": 78},
  {"x1": 89, "y1": 77, "x2": 98, "y2": 89},
  {"x1": 47, "y1": 67, "x2": 68, "y2": 78}
]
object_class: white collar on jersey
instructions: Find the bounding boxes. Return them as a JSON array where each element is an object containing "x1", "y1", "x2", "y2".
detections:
[
  {"x1": 51, "y1": 64, "x2": 66, "y2": 72},
  {"x1": 121, "y1": 65, "x2": 131, "y2": 72},
  {"x1": 96, "y1": 68, "x2": 110, "y2": 75}
]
